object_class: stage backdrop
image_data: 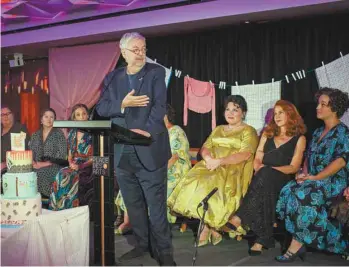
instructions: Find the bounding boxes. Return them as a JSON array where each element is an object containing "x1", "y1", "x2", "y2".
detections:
[
  {"x1": 145, "y1": 13, "x2": 349, "y2": 148},
  {"x1": 49, "y1": 42, "x2": 120, "y2": 120}
]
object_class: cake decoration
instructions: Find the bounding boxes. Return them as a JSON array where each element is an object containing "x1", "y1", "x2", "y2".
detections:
[
  {"x1": 1, "y1": 138, "x2": 42, "y2": 226},
  {"x1": 10, "y1": 132, "x2": 26, "y2": 151}
]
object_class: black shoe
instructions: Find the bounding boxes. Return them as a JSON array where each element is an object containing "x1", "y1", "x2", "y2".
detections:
[
  {"x1": 248, "y1": 249, "x2": 262, "y2": 256},
  {"x1": 159, "y1": 254, "x2": 176, "y2": 266},
  {"x1": 275, "y1": 246, "x2": 306, "y2": 263},
  {"x1": 119, "y1": 247, "x2": 149, "y2": 261}
]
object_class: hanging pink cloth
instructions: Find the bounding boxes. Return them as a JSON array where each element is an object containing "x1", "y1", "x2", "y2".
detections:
[{"x1": 183, "y1": 76, "x2": 216, "y2": 130}]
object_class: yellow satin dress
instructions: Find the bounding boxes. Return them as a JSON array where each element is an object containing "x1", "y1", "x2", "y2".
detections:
[{"x1": 167, "y1": 125, "x2": 258, "y2": 230}]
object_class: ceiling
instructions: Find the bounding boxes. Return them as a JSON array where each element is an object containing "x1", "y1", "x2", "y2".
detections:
[
  {"x1": 1, "y1": 0, "x2": 349, "y2": 61},
  {"x1": 1, "y1": 0, "x2": 190, "y2": 31}
]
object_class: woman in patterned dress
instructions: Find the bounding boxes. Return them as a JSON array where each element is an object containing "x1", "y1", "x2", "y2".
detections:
[
  {"x1": 276, "y1": 88, "x2": 349, "y2": 262},
  {"x1": 49, "y1": 104, "x2": 93, "y2": 210},
  {"x1": 115, "y1": 104, "x2": 192, "y2": 233},
  {"x1": 30, "y1": 108, "x2": 67, "y2": 197}
]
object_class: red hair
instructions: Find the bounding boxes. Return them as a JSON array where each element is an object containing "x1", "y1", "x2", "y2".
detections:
[{"x1": 264, "y1": 100, "x2": 307, "y2": 138}]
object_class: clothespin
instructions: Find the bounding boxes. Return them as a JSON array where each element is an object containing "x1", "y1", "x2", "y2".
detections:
[
  {"x1": 340, "y1": 51, "x2": 343, "y2": 58},
  {"x1": 210, "y1": 80, "x2": 215, "y2": 89},
  {"x1": 291, "y1": 73, "x2": 297, "y2": 81},
  {"x1": 322, "y1": 61, "x2": 325, "y2": 68},
  {"x1": 154, "y1": 59, "x2": 157, "y2": 63},
  {"x1": 302, "y1": 70, "x2": 306, "y2": 78},
  {"x1": 174, "y1": 69, "x2": 182, "y2": 78},
  {"x1": 235, "y1": 81, "x2": 238, "y2": 89},
  {"x1": 219, "y1": 81, "x2": 226, "y2": 89},
  {"x1": 252, "y1": 80, "x2": 254, "y2": 85},
  {"x1": 296, "y1": 72, "x2": 301, "y2": 79},
  {"x1": 285, "y1": 75, "x2": 289, "y2": 83},
  {"x1": 298, "y1": 70, "x2": 304, "y2": 79}
]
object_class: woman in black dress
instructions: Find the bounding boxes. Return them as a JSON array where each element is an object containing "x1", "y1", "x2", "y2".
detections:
[{"x1": 225, "y1": 100, "x2": 307, "y2": 255}]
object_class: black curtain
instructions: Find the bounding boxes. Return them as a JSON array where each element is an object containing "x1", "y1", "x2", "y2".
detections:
[{"x1": 142, "y1": 12, "x2": 349, "y2": 148}]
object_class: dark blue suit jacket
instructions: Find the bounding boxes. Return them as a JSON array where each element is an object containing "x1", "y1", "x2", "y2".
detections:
[{"x1": 96, "y1": 63, "x2": 171, "y2": 171}]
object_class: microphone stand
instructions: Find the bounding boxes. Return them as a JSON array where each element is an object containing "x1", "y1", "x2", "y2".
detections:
[{"x1": 192, "y1": 201, "x2": 209, "y2": 266}]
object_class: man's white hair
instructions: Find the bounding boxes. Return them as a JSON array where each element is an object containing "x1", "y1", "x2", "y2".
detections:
[{"x1": 119, "y1": 32, "x2": 145, "y2": 49}]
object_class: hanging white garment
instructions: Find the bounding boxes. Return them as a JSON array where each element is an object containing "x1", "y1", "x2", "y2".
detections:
[
  {"x1": 315, "y1": 53, "x2": 349, "y2": 127},
  {"x1": 231, "y1": 81, "x2": 281, "y2": 134},
  {"x1": 146, "y1": 57, "x2": 172, "y2": 88}
]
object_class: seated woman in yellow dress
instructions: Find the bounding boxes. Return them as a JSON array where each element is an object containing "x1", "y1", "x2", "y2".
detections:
[{"x1": 167, "y1": 95, "x2": 259, "y2": 246}]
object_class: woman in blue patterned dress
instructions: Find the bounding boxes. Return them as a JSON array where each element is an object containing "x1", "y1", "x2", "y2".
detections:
[
  {"x1": 49, "y1": 104, "x2": 93, "y2": 210},
  {"x1": 276, "y1": 88, "x2": 349, "y2": 262}
]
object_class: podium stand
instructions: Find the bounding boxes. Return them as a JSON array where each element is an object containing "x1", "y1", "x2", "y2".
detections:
[{"x1": 53, "y1": 120, "x2": 152, "y2": 266}]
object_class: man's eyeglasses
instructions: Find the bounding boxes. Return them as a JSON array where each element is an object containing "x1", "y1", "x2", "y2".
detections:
[
  {"x1": 1, "y1": 112, "x2": 12, "y2": 117},
  {"x1": 124, "y1": 48, "x2": 147, "y2": 55}
]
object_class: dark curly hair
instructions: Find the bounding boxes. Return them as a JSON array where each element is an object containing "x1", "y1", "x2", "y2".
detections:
[
  {"x1": 224, "y1": 95, "x2": 248, "y2": 113},
  {"x1": 264, "y1": 100, "x2": 307, "y2": 138},
  {"x1": 166, "y1": 104, "x2": 176, "y2": 124},
  {"x1": 315, "y1": 87, "x2": 349, "y2": 118}
]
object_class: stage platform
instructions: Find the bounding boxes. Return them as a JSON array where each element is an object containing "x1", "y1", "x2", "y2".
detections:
[{"x1": 91, "y1": 223, "x2": 348, "y2": 266}]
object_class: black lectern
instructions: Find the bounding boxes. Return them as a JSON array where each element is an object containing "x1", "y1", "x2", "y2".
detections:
[{"x1": 53, "y1": 120, "x2": 152, "y2": 266}]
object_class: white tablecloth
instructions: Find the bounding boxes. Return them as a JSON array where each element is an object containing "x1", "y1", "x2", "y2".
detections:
[{"x1": 1, "y1": 206, "x2": 89, "y2": 266}]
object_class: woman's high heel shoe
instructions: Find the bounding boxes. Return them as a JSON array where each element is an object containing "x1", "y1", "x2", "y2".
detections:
[
  {"x1": 180, "y1": 222, "x2": 187, "y2": 233},
  {"x1": 275, "y1": 246, "x2": 306, "y2": 263},
  {"x1": 198, "y1": 230, "x2": 211, "y2": 247},
  {"x1": 115, "y1": 224, "x2": 132, "y2": 235},
  {"x1": 211, "y1": 232, "x2": 223, "y2": 246}
]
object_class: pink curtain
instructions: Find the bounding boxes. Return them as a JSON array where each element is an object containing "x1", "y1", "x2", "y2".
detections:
[{"x1": 49, "y1": 42, "x2": 120, "y2": 120}]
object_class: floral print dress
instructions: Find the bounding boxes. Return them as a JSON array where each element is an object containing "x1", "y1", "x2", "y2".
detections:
[
  {"x1": 49, "y1": 129, "x2": 93, "y2": 210},
  {"x1": 277, "y1": 123, "x2": 349, "y2": 255}
]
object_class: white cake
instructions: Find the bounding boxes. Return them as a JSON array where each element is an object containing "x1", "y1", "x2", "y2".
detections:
[{"x1": 1, "y1": 149, "x2": 42, "y2": 225}]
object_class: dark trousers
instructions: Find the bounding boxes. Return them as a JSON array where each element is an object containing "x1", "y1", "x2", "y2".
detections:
[{"x1": 115, "y1": 149, "x2": 173, "y2": 257}]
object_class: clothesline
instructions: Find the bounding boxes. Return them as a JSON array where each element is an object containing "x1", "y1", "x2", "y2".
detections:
[{"x1": 150, "y1": 52, "x2": 347, "y2": 89}]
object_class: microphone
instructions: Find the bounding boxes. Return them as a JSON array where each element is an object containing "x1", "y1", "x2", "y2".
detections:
[
  {"x1": 197, "y1": 187, "x2": 218, "y2": 208},
  {"x1": 89, "y1": 105, "x2": 97, "y2": 121},
  {"x1": 89, "y1": 69, "x2": 119, "y2": 121}
]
